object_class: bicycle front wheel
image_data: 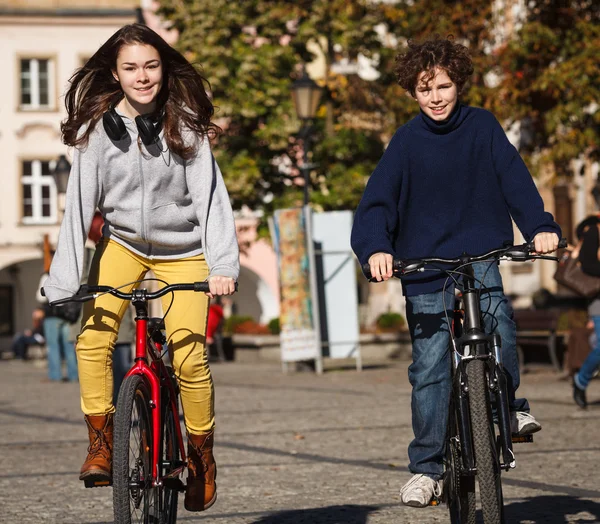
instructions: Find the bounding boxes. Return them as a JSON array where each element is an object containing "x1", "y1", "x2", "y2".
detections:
[
  {"x1": 446, "y1": 395, "x2": 476, "y2": 524},
  {"x1": 467, "y1": 358, "x2": 504, "y2": 523},
  {"x1": 113, "y1": 374, "x2": 159, "y2": 524},
  {"x1": 159, "y1": 367, "x2": 180, "y2": 523}
]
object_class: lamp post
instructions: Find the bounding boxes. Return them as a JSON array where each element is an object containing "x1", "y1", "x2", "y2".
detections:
[
  {"x1": 52, "y1": 154, "x2": 71, "y2": 195},
  {"x1": 291, "y1": 70, "x2": 322, "y2": 206},
  {"x1": 41, "y1": 154, "x2": 71, "y2": 270},
  {"x1": 52, "y1": 154, "x2": 71, "y2": 222}
]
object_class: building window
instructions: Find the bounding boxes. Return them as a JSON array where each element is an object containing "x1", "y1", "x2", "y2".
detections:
[
  {"x1": 20, "y1": 58, "x2": 53, "y2": 110},
  {"x1": 21, "y1": 160, "x2": 57, "y2": 224}
]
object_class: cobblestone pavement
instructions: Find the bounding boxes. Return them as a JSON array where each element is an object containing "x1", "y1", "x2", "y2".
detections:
[{"x1": 1, "y1": 358, "x2": 600, "y2": 523}]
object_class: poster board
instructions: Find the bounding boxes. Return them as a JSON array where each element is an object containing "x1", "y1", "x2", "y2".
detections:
[
  {"x1": 312, "y1": 210, "x2": 361, "y2": 369},
  {"x1": 271, "y1": 207, "x2": 322, "y2": 369}
]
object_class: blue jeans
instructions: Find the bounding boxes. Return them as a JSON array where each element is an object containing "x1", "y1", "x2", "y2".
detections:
[
  {"x1": 575, "y1": 316, "x2": 600, "y2": 389},
  {"x1": 11, "y1": 333, "x2": 39, "y2": 359},
  {"x1": 405, "y1": 262, "x2": 528, "y2": 479},
  {"x1": 44, "y1": 317, "x2": 78, "y2": 382}
]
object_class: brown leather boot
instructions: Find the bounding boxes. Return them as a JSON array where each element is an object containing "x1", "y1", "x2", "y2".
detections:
[
  {"x1": 184, "y1": 429, "x2": 217, "y2": 512},
  {"x1": 79, "y1": 414, "x2": 113, "y2": 482}
]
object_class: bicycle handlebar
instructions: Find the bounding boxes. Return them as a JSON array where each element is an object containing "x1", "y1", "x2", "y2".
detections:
[
  {"x1": 361, "y1": 238, "x2": 568, "y2": 280},
  {"x1": 44, "y1": 281, "x2": 238, "y2": 306}
]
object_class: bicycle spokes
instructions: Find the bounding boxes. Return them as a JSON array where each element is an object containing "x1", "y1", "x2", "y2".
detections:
[{"x1": 114, "y1": 375, "x2": 160, "y2": 524}]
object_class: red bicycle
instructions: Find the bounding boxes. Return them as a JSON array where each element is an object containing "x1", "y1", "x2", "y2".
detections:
[{"x1": 50, "y1": 280, "x2": 217, "y2": 523}]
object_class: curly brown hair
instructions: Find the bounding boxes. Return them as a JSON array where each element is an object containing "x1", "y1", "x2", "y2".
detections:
[
  {"x1": 395, "y1": 36, "x2": 474, "y2": 97},
  {"x1": 61, "y1": 24, "x2": 220, "y2": 160}
]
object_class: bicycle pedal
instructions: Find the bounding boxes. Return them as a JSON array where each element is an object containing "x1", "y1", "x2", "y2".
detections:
[
  {"x1": 163, "y1": 477, "x2": 186, "y2": 492},
  {"x1": 429, "y1": 497, "x2": 442, "y2": 506},
  {"x1": 84, "y1": 479, "x2": 113, "y2": 488},
  {"x1": 512, "y1": 434, "x2": 534, "y2": 444}
]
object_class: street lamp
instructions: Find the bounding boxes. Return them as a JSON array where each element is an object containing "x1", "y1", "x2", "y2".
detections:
[
  {"x1": 52, "y1": 154, "x2": 71, "y2": 195},
  {"x1": 291, "y1": 70, "x2": 322, "y2": 206}
]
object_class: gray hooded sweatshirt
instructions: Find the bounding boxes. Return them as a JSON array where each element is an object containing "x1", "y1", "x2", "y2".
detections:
[{"x1": 43, "y1": 111, "x2": 240, "y2": 303}]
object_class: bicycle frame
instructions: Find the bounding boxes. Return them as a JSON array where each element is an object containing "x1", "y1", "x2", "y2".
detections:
[
  {"x1": 451, "y1": 265, "x2": 515, "y2": 473},
  {"x1": 124, "y1": 288, "x2": 186, "y2": 487}
]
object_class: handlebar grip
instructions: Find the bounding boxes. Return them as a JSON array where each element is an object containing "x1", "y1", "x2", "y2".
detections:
[
  {"x1": 193, "y1": 282, "x2": 239, "y2": 292},
  {"x1": 194, "y1": 282, "x2": 210, "y2": 292},
  {"x1": 361, "y1": 263, "x2": 372, "y2": 279},
  {"x1": 527, "y1": 237, "x2": 568, "y2": 252},
  {"x1": 361, "y1": 260, "x2": 405, "y2": 281}
]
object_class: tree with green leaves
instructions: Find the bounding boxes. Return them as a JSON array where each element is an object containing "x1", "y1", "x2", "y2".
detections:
[
  {"x1": 157, "y1": 0, "x2": 393, "y2": 230},
  {"x1": 488, "y1": 1, "x2": 600, "y2": 179},
  {"x1": 158, "y1": 0, "x2": 600, "y2": 230},
  {"x1": 380, "y1": 0, "x2": 600, "y2": 181}
]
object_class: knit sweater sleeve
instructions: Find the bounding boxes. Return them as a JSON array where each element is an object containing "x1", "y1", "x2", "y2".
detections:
[
  {"x1": 351, "y1": 129, "x2": 404, "y2": 266},
  {"x1": 43, "y1": 134, "x2": 101, "y2": 303},
  {"x1": 489, "y1": 114, "x2": 561, "y2": 241}
]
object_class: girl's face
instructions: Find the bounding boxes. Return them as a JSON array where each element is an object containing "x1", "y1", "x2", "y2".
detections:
[
  {"x1": 112, "y1": 43, "x2": 163, "y2": 114},
  {"x1": 414, "y1": 67, "x2": 458, "y2": 121}
]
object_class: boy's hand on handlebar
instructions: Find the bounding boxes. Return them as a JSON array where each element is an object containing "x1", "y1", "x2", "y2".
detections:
[
  {"x1": 532, "y1": 232, "x2": 560, "y2": 254},
  {"x1": 206, "y1": 275, "x2": 236, "y2": 298},
  {"x1": 368, "y1": 252, "x2": 393, "y2": 281}
]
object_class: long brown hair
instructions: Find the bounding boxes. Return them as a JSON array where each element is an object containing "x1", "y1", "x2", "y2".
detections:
[{"x1": 61, "y1": 23, "x2": 220, "y2": 159}]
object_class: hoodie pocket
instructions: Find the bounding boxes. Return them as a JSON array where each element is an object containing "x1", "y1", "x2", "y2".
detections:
[{"x1": 147, "y1": 202, "x2": 198, "y2": 247}]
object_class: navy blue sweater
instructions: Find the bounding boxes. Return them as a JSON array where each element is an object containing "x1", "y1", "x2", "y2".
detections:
[{"x1": 350, "y1": 104, "x2": 561, "y2": 296}]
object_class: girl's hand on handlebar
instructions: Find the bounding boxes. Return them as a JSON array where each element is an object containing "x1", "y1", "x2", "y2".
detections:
[
  {"x1": 206, "y1": 275, "x2": 236, "y2": 298},
  {"x1": 532, "y1": 232, "x2": 560, "y2": 254},
  {"x1": 368, "y1": 252, "x2": 393, "y2": 281}
]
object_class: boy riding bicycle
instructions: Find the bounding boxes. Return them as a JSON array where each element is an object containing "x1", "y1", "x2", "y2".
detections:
[{"x1": 351, "y1": 37, "x2": 561, "y2": 507}]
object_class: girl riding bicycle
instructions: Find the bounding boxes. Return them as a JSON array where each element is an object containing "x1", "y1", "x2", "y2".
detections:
[
  {"x1": 351, "y1": 36, "x2": 561, "y2": 508},
  {"x1": 42, "y1": 23, "x2": 239, "y2": 513}
]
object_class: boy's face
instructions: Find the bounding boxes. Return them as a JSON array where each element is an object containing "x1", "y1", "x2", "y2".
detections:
[{"x1": 414, "y1": 67, "x2": 458, "y2": 121}]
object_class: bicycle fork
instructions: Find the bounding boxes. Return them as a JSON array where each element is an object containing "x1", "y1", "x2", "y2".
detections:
[
  {"x1": 452, "y1": 346, "x2": 516, "y2": 472},
  {"x1": 453, "y1": 285, "x2": 516, "y2": 474},
  {"x1": 490, "y1": 335, "x2": 516, "y2": 470}
]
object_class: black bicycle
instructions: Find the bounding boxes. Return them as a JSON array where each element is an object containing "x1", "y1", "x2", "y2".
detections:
[{"x1": 363, "y1": 239, "x2": 566, "y2": 524}]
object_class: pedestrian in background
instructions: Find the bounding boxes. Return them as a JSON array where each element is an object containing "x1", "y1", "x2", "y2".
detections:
[
  {"x1": 38, "y1": 263, "x2": 79, "y2": 382},
  {"x1": 10, "y1": 307, "x2": 45, "y2": 360},
  {"x1": 206, "y1": 298, "x2": 225, "y2": 360},
  {"x1": 572, "y1": 214, "x2": 600, "y2": 408}
]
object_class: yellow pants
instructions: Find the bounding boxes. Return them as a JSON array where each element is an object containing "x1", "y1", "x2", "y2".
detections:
[{"x1": 77, "y1": 239, "x2": 213, "y2": 434}]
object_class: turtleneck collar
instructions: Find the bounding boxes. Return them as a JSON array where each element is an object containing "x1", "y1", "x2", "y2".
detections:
[{"x1": 419, "y1": 102, "x2": 466, "y2": 135}]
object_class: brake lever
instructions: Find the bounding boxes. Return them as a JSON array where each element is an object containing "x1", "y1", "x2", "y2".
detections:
[
  {"x1": 502, "y1": 248, "x2": 529, "y2": 261},
  {"x1": 504, "y1": 237, "x2": 567, "y2": 261},
  {"x1": 400, "y1": 260, "x2": 425, "y2": 275}
]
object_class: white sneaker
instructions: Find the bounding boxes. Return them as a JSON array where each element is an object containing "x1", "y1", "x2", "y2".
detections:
[
  {"x1": 511, "y1": 411, "x2": 542, "y2": 436},
  {"x1": 400, "y1": 473, "x2": 442, "y2": 507}
]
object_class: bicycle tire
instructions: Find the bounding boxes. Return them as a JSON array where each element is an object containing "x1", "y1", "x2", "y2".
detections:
[
  {"x1": 467, "y1": 358, "x2": 504, "y2": 523},
  {"x1": 445, "y1": 397, "x2": 476, "y2": 524},
  {"x1": 160, "y1": 368, "x2": 180, "y2": 523},
  {"x1": 113, "y1": 374, "x2": 159, "y2": 524}
]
